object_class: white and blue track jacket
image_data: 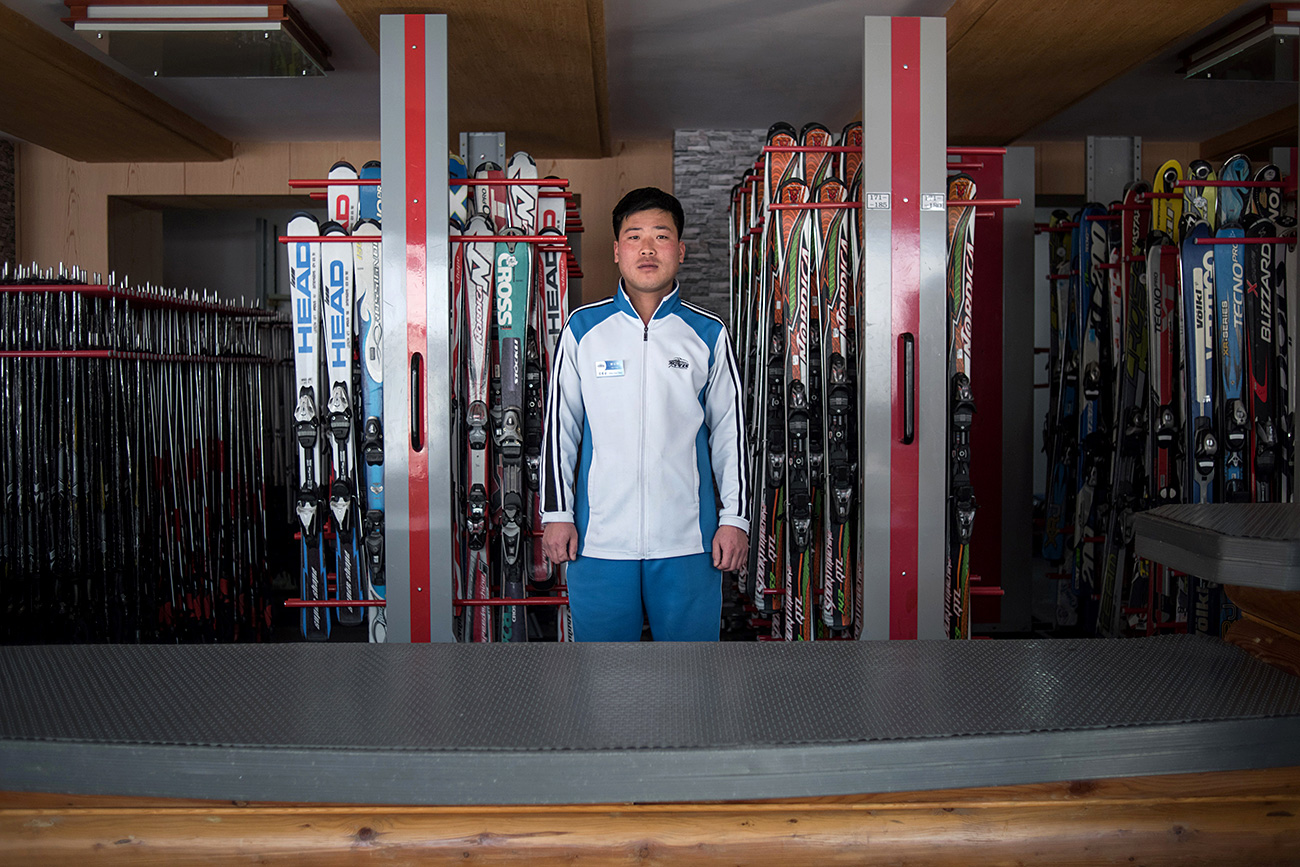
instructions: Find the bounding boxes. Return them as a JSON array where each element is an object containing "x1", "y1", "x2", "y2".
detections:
[{"x1": 541, "y1": 282, "x2": 750, "y2": 560}]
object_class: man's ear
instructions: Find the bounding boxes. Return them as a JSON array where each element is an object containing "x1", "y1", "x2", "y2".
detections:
[{"x1": 679, "y1": 241, "x2": 686, "y2": 263}]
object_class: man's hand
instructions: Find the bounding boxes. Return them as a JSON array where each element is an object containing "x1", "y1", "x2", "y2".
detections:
[
  {"x1": 712, "y1": 525, "x2": 749, "y2": 573},
  {"x1": 542, "y1": 521, "x2": 579, "y2": 564}
]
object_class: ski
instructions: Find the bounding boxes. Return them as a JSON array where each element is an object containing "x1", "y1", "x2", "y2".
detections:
[
  {"x1": 814, "y1": 175, "x2": 853, "y2": 631},
  {"x1": 288, "y1": 213, "x2": 328, "y2": 641},
  {"x1": 777, "y1": 176, "x2": 815, "y2": 642},
  {"x1": 751, "y1": 122, "x2": 797, "y2": 627},
  {"x1": 1042, "y1": 210, "x2": 1075, "y2": 563},
  {"x1": 449, "y1": 152, "x2": 470, "y2": 229},
  {"x1": 352, "y1": 160, "x2": 385, "y2": 644},
  {"x1": 461, "y1": 213, "x2": 496, "y2": 642},
  {"x1": 1278, "y1": 216, "x2": 1297, "y2": 503},
  {"x1": 475, "y1": 160, "x2": 511, "y2": 233},
  {"x1": 328, "y1": 161, "x2": 359, "y2": 230},
  {"x1": 319, "y1": 220, "x2": 363, "y2": 627},
  {"x1": 494, "y1": 225, "x2": 533, "y2": 642},
  {"x1": 1181, "y1": 216, "x2": 1218, "y2": 506},
  {"x1": 1071, "y1": 203, "x2": 1110, "y2": 620},
  {"x1": 353, "y1": 213, "x2": 385, "y2": 642},
  {"x1": 1096, "y1": 183, "x2": 1150, "y2": 638},
  {"x1": 1145, "y1": 226, "x2": 1183, "y2": 630},
  {"x1": 1184, "y1": 160, "x2": 1218, "y2": 232},
  {"x1": 1215, "y1": 154, "x2": 1251, "y2": 504},
  {"x1": 1244, "y1": 212, "x2": 1279, "y2": 503},
  {"x1": 947, "y1": 173, "x2": 977, "y2": 640}
]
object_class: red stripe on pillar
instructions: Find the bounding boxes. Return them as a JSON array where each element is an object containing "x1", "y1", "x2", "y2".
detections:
[
  {"x1": 406, "y1": 15, "x2": 431, "y2": 643},
  {"x1": 889, "y1": 16, "x2": 920, "y2": 640}
]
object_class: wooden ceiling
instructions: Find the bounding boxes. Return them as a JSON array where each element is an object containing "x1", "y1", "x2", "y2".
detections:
[
  {"x1": 0, "y1": 3, "x2": 231, "y2": 163},
  {"x1": 946, "y1": 0, "x2": 1255, "y2": 146},
  {"x1": 0, "y1": 0, "x2": 1291, "y2": 165},
  {"x1": 335, "y1": 0, "x2": 611, "y2": 158}
]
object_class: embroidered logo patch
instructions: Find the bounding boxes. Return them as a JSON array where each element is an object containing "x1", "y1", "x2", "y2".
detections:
[
  {"x1": 668, "y1": 357, "x2": 690, "y2": 370},
  {"x1": 595, "y1": 359, "x2": 624, "y2": 378}
]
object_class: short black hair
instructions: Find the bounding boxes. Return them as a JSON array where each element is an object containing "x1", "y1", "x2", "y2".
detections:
[{"x1": 612, "y1": 187, "x2": 684, "y2": 238}]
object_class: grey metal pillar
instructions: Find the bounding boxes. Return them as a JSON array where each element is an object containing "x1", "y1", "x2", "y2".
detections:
[
  {"x1": 859, "y1": 16, "x2": 947, "y2": 639},
  {"x1": 380, "y1": 14, "x2": 454, "y2": 642},
  {"x1": 991, "y1": 145, "x2": 1036, "y2": 633}
]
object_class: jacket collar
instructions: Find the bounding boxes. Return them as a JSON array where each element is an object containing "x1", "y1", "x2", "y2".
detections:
[{"x1": 615, "y1": 280, "x2": 681, "y2": 322}]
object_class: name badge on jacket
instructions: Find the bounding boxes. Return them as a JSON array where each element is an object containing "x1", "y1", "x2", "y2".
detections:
[{"x1": 595, "y1": 359, "x2": 625, "y2": 378}]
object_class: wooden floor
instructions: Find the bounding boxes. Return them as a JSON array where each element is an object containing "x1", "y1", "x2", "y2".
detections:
[{"x1": 3, "y1": 767, "x2": 1300, "y2": 864}]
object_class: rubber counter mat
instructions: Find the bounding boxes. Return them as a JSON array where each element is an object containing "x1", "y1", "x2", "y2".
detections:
[
  {"x1": 1133, "y1": 503, "x2": 1300, "y2": 590},
  {"x1": 2, "y1": 638, "x2": 1299, "y2": 803}
]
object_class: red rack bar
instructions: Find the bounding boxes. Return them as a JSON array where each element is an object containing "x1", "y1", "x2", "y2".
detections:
[
  {"x1": 1194, "y1": 237, "x2": 1293, "y2": 245},
  {"x1": 454, "y1": 597, "x2": 569, "y2": 607},
  {"x1": 1173, "y1": 179, "x2": 1286, "y2": 188},
  {"x1": 449, "y1": 234, "x2": 571, "y2": 243},
  {"x1": 947, "y1": 146, "x2": 1007, "y2": 155},
  {"x1": 1084, "y1": 215, "x2": 1120, "y2": 222},
  {"x1": 769, "y1": 202, "x2": 861, "y2": 211},
  {"x1": 452, "y1": 178, "x2": 570, "y2": 187},
  {"x1": 958, "y1": 198, "x2": 1021, "y2": 208},
  {"x1": 284, "y1": 599, "x2": 387, "y2": 608},
  {"x1": 538, "y1": 191, "x2": 574, "y2": 199},
  {"x1": 762, "y1": 145, "x2": 860, "y2": 153},
  {"x1": 969, "y1": 586, "x2": 1005, "y2": 597},
  {"x1": 1139, "y1": 192, "x2": 1181, "y2": 200},
  {"x1": 947, "y1": 161, "x2": 984, "y2": 171},
  {"x1": 287, "y1": 179, "x2": 381, "y2": 188},
  {"x1": 278, "y1": 235, "x2": 380, "y2": 243}
]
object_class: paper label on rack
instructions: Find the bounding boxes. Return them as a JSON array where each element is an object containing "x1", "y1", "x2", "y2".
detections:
[
  {"x1": 922, "y1": 193, "x2": 946, "y2": 211},
  {"x1": 865, "y1": 193, "x2": 891, "y2": 210}
]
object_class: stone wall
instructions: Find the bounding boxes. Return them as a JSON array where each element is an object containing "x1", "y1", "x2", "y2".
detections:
[
  {"x1": 0, "y1": 140, "x2": 13, "y2": 269},
  {"x1": 672, "y1": 129, "x2": 765, "y2": 321}
]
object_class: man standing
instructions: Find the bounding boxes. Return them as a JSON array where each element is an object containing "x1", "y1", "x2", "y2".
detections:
[{"x1": 540, "y1": 187, "x2": 749, "y2": 641}]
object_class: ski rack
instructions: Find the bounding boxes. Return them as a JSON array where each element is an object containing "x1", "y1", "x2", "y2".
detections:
[
  {"x1": 0, "y1": 276, "x2": 288, "y2": 644},
  {"x1": 447, "y1": 177, "x2": 585, "y2": 276},
  {"x1": 0, "y1": 283, "x2": 278, "y2": 317}
]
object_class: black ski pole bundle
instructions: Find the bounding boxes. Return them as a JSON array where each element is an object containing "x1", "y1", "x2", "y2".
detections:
[
  {"x1": 0, "y1": 263, "x2": 287, "y2": 644},
  {"x1": 1037, "y1": 155, "x2": 1297, "y2": 638},
  {"x1": 729, "y1": 120, "x2": 864, "y2": 641}
]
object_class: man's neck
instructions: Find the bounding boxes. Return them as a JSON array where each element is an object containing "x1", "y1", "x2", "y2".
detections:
[{"x1": 625, "y1": 284, "x2": 674, "y2": 325}]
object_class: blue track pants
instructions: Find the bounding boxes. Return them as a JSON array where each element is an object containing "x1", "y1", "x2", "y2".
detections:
[{"x1": 564, "y1": 553, "x2": 721, "y2": 642}]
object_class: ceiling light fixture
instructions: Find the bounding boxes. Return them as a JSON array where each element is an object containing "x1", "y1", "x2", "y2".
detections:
[
  {"x1": 63, "y1": 1, "x2": 332, "y2": 78},
  {"x1": 1179, "y1": 2, "x2": 1300, "y2": 81}
]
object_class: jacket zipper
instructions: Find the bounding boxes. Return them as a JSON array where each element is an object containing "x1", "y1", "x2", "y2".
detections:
[{"x1": 639, "y1": 320, "x2": 648, "y2": 557}]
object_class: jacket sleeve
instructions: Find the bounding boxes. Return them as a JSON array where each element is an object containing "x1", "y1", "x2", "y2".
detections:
[
  {"x1": 704, "y1": 326, "x2": 750, "y2": 534},
  {"x1": 540, "y1": 323, "x2": 583, "y2": 524}
]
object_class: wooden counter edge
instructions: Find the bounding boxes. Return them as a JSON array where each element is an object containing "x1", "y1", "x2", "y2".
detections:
[{"x1": 3, "y1": 766, "x2": 1300, "y2": 865}]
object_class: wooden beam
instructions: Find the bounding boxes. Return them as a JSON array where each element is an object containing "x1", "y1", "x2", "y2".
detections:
[
  {"x1": 1202, "y1": 104, "x2": 1298, "y2": 161},
  {"x1": 2, "y1": 768, "x2": 1299, "y2": 864},
  {"x1": 948, "y1": 0, "x2": 1247, "y2": 146},
  {"x1": 334, "y1": 1, "x2": 610, "y2": 159},
  {"x1": 0, "y1": 5, "x2": 231, "y2": 163}
]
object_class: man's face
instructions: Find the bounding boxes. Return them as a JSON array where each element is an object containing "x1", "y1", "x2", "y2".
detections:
[{"x1": 613, "y1": 208, "x2": 685, "y2": 298}]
